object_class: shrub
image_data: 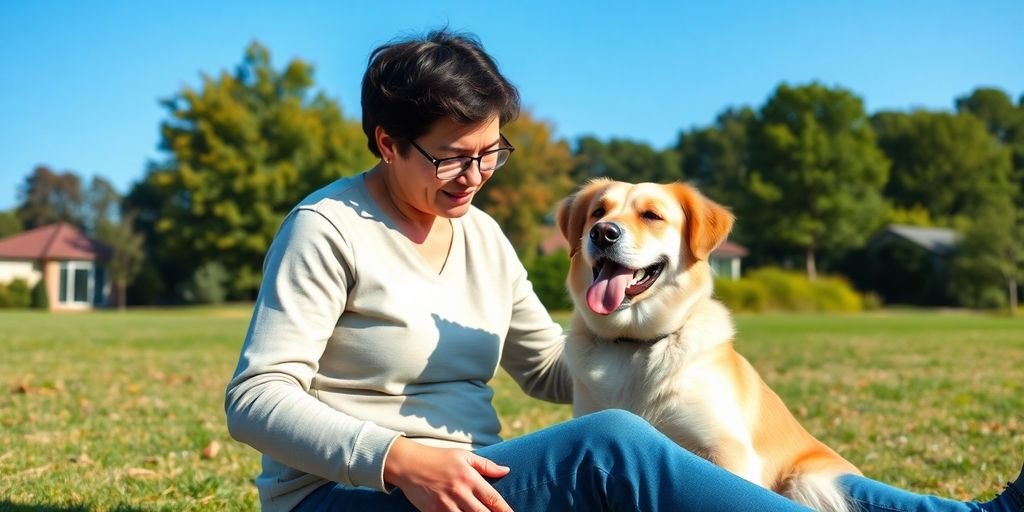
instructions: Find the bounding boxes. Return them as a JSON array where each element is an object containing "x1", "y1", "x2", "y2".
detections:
[
  {"x1": 525, "y1": 250, "x2": 573, "y2": 311},
  {"x1": 30, "y1": 279, "x2": 48, "y2": 309},
  {"x1": 810, "y1": 275, "x2": 864, "y2": 312},
  {"x1": 0, "y1": 279, "x2": 32, "y2": 308},
  {"x1": 714, "y1": 278, "x2": 768, "y2": 312},
  {"x1": 745, "y1": 268, "x2": 816, "y2": 311},
  {"x1": 715, "y1": 268, "x2": 864, "y2": 313},
  {"x1": 180, "y1": 262, "x2": 228, "y2": 305}
]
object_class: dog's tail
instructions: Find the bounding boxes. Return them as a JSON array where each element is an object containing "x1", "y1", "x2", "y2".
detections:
[{"x1": 781, "y1": 470, "x2": 855, "y2": 512}]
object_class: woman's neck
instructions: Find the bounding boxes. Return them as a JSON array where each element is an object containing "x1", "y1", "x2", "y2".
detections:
[{"x1": 367, "y1": 165, "x2": 445, "y2": 243}]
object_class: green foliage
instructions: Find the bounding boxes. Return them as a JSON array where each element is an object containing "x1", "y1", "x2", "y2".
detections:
[
  {"x1": 676, "y1": 106, "x2": 755, "y2": 209},
  {"x1": 713, "y1": 277, "x2": 769, "y2": 312},
  {"x1": 524, "y1": 249, "x2": 572, "y2": 310},
  {"x1": 30, "y1": 279, "x2": 48, "y2": 309},
  {"x1": 0, "y1": 210, "x2": 23, "y2": 238},
  {"x1": 956, "y1": 87, "x2": 1024, "y2": 175},
  {"x1": 886, "y1": 205, "x2": 935, "y2": 227},
  {"x1": 180, "y1": 262, "x2": 229, "y2": 305},
  {"x1": 128, "y1": 41, "x2": 376, "y2": 300},
  {"x1": 950, "y1": 198, "x2": 1023, "y2": 310},
  {"x1": 0, "y1": 278, "x2": 32, "y2": 308},
  {"x1": 744, "y1": 83, "x2": 890, "y2": 278},
  {"x1": 874, "y1": 110, "x2": 1014, "y2": 226},
  {"x1": 477, "y1": 111, "x2": 575, "y2": 263},
  {"x1": 96, "y1": 215, "x2": 146, "y2": 308},
  {"x1": 572, "y1": 136, "x2": 682, "y2": 183},
  {"x1": 715, "y1": 268, "x2": 863, "y2": 312},
  {"x1": 16, "y1": 165, "x2": 85, "y2": 230}
]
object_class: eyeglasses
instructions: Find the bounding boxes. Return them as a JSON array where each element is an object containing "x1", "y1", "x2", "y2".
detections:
[{"x1": 408, "y1": 134, "x2": 515, "y2": 181}]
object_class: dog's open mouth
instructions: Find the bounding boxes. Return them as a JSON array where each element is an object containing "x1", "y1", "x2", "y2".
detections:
[{"x1": 587, "y1": 258, "x2": 666, "y2": 315}]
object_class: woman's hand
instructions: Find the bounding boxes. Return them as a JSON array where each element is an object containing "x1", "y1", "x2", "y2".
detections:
[{"x1": 383, "y1": 436, "x2": 513, "y2": 512}]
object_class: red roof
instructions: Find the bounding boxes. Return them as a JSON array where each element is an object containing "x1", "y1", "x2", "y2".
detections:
[
  {"x1": 713, "y1": 240, "x2": 749, "y2": 258},
  {"x1": 0, "y1": 223, "x2": 111, "y2": 261}
]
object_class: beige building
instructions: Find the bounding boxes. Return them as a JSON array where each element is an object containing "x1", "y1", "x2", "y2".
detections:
[{"x1": 0, "y1": 223, "x2": 112, "y2": 311}]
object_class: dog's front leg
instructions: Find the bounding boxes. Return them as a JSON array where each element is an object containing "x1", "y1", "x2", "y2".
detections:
[
  {"x1": 570, "y1": 378, "x2": 607, "y2": 417},
  {"x1": 711, "y1": 436, "x2": 766, "y2": 488}
]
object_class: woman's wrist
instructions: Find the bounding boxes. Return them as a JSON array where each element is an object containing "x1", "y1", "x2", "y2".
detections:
[{"x1": 383, "y1": 435, "x2": 412, "y2": 487}]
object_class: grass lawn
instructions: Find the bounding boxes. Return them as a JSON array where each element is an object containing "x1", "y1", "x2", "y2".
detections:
[{"x1": 1, "y1": 306, "x2": 1022, "y2": 510}]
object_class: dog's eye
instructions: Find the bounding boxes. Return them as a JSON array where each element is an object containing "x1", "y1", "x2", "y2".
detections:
[
  {"x1": 642, "y1": 211, "x2": 663, "y2": 221},
  {"x1": 591, "y1": 207, "x2": 605, "y2": 219}
]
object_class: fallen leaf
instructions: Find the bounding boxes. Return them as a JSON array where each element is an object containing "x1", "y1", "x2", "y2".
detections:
[
  {"x1": 126, "y1": 467, "x2": 157, "y2": 479},
  {"x1": 201, "y1": 441, "x2": 221, "y2": 459}
]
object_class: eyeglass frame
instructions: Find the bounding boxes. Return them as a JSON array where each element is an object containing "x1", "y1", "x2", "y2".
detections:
[{"x1": 407, "y1": 134, "x2": 515, "y2": 181}]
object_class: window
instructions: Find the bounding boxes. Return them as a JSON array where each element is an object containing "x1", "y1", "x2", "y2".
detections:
[
  {"x1": 59, "y1": 261, "x2": 95, "y2": 305},
  {"x1": 710, "y1": 257, "x2": 734, "y2": 280}
]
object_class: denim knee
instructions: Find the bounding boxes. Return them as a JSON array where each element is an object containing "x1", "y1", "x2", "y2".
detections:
[{"x1": 574, "y1": 409, "x2": 665, "y2": 447}]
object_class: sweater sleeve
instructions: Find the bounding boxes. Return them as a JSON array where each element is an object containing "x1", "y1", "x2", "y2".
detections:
[
  {"x1": 224, "y1": 208, "x2": 402, "y2": 492},
  {"x1": 498, "y1": 242, "x2": 574, "y2": 404}
]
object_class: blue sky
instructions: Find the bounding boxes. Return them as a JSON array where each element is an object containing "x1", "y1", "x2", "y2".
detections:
[{"x1": 1, "y1": 1, "x2": 1022, "y2": 211}]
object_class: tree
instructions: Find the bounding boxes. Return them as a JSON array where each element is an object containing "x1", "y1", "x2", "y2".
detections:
[
  {"x1": 955, "y1": 88, "x2": 1024, "y2": 311},
  {"x1": 874, "y1": 110, "x2": 1015, "y2": 226},
  {"x1": 127, "y1": 42, "x2": 376, "y2": 301},
  {"x1": 955, "y1": 88, "x2": 1024, "y2": 168},
  {"x1": 96, "y1": 214, "x2": 146, "y2": 310},
  {"x1": 745, "y1": 83, "x2": 890, "y2": 279},
  {"x1": 950, "y1": 197, "x2": 1023, "y2": 312},
  {"x1": 0, "y1": 211, "x2": 22, "y2": 238},
  {"x1": 676, "y1": 106, "x2": 755, "y2": 206},
  {"x1": 16, "y1": 165, "x2": 85, "y2": 230},
  {"x1": 83, "y1": 176, "x2": 122, "y2": 235},
  {"x1": 572, "y1": 136, "x2": 681, "y2": 184},
  {"x1": 475, "y1": 110, "x2": 574, "y2": 264}
]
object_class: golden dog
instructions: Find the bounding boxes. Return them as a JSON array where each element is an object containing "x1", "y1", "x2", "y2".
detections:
[{"x1": 557, "y1": 179, "x2": 861, "y2": 512}]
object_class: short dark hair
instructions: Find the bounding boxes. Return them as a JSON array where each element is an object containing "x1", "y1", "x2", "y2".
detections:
[{"x1": 361, "y1": 29, "x2": 521, "y2": 157}]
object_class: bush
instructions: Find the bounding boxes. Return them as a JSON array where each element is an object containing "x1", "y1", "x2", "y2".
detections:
[
  {"x1": 30, "y1": 279, "x2": 48, "y2": 309},
  {"x1": 525, "y1": 250, "x2": 573, "y2": 311},
  {"x1": 713, "y1": 278, "x2": 768, "y2": 312},
  {"x1": 180, "y1": 262, "x2": 228, "y2": 305},
  {"x1": 0, "y1": 278, "x2": 32, "y2": 308},
  {"x1": 714, "y1": 268, "x2": 864, "y2": 313}
]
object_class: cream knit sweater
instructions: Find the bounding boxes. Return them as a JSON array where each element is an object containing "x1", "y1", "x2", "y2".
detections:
[{"x1": 225, "y1": 173, "x2": 572, "y2": 511}]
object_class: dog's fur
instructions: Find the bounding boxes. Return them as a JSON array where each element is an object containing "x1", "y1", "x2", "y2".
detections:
[{"x1": 557, "y1": 179, "x2": 861, "y2": 512}]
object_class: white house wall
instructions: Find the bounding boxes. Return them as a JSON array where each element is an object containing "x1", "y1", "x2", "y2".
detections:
[{"x1": 0, "y1": 260, "x2": 41, "y2": 286}]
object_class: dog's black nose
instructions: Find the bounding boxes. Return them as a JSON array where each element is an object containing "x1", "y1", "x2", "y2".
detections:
[{"x1": 590, "y1": 222, "x2": 623, "y2": 248}]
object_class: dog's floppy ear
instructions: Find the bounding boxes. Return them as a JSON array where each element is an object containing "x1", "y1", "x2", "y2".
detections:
[
  {"x1": 557, "y1": 179, "x2": 610, "y2": 258},
  {"x1": 673, "y1": 183, "x2": 734, "y2": 261}
]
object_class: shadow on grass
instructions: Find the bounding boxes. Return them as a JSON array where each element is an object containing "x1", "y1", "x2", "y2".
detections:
[{"x1": 0, "y1": 503, "x2": 145, "y2": 512}]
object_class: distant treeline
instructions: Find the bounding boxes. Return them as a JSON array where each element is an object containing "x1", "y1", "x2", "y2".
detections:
[{"x1": 2, "y1": 43, "x2": 1020, "y2": 309}]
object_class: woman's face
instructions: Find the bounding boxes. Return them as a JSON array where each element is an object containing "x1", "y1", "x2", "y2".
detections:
[{"x1": 383, "y1": 115, "x2": 502, "y2": 219}]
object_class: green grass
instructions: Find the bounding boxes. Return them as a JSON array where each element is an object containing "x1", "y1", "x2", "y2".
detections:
[{"x1": 0, "y1": 307, "x2": 1022, "y2": 510}]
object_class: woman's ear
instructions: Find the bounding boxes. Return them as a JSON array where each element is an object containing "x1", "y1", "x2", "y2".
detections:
[
  {"x1": 375, "y1": 126, "x2": 397, "y2": 163},
  {"x1": 672, "y1": 183, "x2": 734, "y2": 261}
]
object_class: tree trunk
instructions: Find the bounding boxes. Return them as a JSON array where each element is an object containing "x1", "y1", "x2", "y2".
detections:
[
  {"x1": 805, "y1": 247, "x2": 817, "y2": 281},
  {"x1": 118, "y1": 281, "x2": 127, "y2": 311},
  {"x1": 1010, "y1": 278, "x2": 1018, "y2": 317}
]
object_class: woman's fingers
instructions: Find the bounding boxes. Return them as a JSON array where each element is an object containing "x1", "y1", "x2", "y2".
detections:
[{"x1": 466, "y1": 453, "x2": 511, "y2": 479}]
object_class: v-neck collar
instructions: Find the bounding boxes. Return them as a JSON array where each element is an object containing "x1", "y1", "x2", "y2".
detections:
[{"x1": 358, "y1": 173, "x2": 463, "y2": 278}]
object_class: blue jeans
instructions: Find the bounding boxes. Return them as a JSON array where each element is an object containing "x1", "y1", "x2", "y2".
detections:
[{"x1": 295, "y1": 410, "x2": 1013, "y2": 512}]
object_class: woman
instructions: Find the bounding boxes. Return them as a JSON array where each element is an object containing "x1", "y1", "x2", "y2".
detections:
[{"x1": 225, "y1": 29, "x2": 1024, "y2": 512}]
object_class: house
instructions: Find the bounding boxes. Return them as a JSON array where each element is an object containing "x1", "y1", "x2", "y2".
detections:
[
  {"x1": 0, "y1": 223, "x2": 112, "y2": 310},
  {"x1": 708, "y1": 240, "x2": 748, "y2": 280},
  {"x1": 858, "y1": 224, "x2": 960, "y2": 306},
  {"x1": 538, "y1": 225, "x2": 749, "y2": 280}
]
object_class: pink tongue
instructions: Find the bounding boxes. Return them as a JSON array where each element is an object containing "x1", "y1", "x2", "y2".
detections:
[{"x1": 586, "y1": 263, "x2": 634, "y2": 315}]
